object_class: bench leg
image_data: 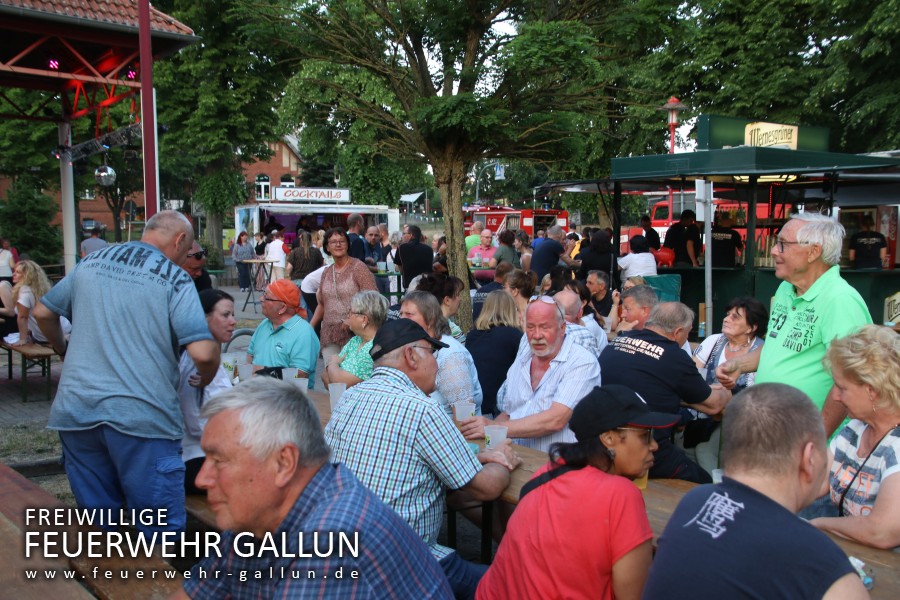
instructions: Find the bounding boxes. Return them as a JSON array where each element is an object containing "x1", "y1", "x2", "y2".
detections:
[
  {"x1": 481, "y1": 500, "x2": 494, "y2": 564},
  {"x1": 20, "y1": 353, "x2": 28, "y2": 403},
  {"x1": 44, "y1": 357, "x2": 52, "y2": 402}
]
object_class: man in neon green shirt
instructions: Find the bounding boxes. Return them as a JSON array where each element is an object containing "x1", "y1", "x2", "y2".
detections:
[{"x1": 717, "y1": 213, "x2": 871, "y2": 436}]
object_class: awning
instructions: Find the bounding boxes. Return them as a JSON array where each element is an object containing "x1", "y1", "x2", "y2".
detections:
[
  {"x1": 398, "y1": 192, "x2": 425, "y2": 204},
  {"x1": 612, "y1": 146, "x2": 900, "y2": 183}
]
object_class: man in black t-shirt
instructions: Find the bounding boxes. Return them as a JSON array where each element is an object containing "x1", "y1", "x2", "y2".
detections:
[
  {"x1": 710, "y1": 214, "x2": 743, "y2": 268},
  {"x1": 849, "y1": 215, "x2": 887, "y2": 269},
  {"x1": 600, "y1": 302, "x2": 730, "y2": 483},
  {"x1": 346, "y1": 213, "x2": 367, "y2": 261},
  {"x1": 585, "y1": 270, "x2": 616, "y2": 320},
  {"x1": 640, "y1": 215, "x2": 661, "y2": 250},
  {"x1": 664, "y1": 209, "x2": 701, "y2": 267},
  {"x1": 644, "y1": 384, "x2": 866, "y2": 600},
  {"x1": 394, "y1": 224, "x2": 434, "y2": 288}
]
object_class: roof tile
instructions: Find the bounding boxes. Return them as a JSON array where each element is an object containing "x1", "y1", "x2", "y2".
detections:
[{"x1": 2, "y1": 0, "x2": 194, "y2": 37}]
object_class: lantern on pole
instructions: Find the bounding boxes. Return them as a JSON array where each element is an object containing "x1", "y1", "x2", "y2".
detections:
[{"x1": 659, "y1": 96, "x2": 687, "y2": 154}]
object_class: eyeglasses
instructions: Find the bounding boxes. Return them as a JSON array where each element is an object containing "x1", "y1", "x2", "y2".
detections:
[
  {"x1": 528, "y1": 295, "x2": 565, "y2": 320},
  {"x1": 774, "y1": 238, "x2": 809, "y2": 253},
  {"x1": 186, "y1": 249, "x2": 207, "y2": 259},
  {"x1": 618, "y1": 427, "x2": 654, "y2": 445},
  {"x1": 260, "y1": 296, "x2": 283, "y2": 303},
  {"x1": 409, "y1": 344, "x2": 438, "y2": 355},
  {"x1": 328, "y1": 239, "x2": 347, "y2": 246}
]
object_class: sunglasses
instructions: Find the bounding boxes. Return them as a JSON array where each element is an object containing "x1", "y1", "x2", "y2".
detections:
[
  {"x1": 409, "y1": 344, "x2": 438, "y2": 355},
  {"x1": 528, "y1": 295, "x2": 564, "y2": 320},
  {"x1": 187, "y1": 249, "x2": 207, "y2": 259}
]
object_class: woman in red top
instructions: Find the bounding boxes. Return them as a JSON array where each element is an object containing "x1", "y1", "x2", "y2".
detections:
[
  {"x1": 310, "y1": 227, "x2": 377, "y2": 366},
  {"x1": 477, "y1": 385, "x2": 678, "y2": 600}
]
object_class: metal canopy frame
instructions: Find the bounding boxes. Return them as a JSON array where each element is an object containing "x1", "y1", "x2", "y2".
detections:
[{"x1": 0, "y1": 1, "x2": 196, "y2": 273}]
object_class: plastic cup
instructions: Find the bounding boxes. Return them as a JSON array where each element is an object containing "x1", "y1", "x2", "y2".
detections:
[
  {"x1": 237, "y1": 364, "x2": 254, "y2": 382},
  {"x1": 293, "y1": 377, "x2": 309, "y2": 391},
  {"x1": 484, "y1": 425, "x2": 508, "y2": 449},
  {"x1": 453, "y1": 401, "x2": 476, "y2": 423},
  {"x1": 282, "y1": 367, "x2": 299, "y2": 380},
  {"x1": 329, "y1": 383, "x2": 347, "y2": 410},
  {"x1": 712, "y1": 469, "x2": 724, "y2": 484},
  {"x1": 376, "y1": 261, "x2": 387, "y2": 272},
  {"x1": 633, "y1": 471, "x2": 649, "y2": 490}
]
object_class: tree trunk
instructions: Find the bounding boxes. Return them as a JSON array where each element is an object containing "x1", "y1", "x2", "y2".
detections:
[
  {"x1": 434, "y1": 158, "x2": 474, "y2": 331},
  {"x1": 205, "y1": 211, "x2": 223, "y2": 266}
]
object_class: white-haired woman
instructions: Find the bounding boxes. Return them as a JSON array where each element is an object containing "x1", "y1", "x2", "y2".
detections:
[{"x1": 323, "y1": 290, "x2": 389, "y2": 388}]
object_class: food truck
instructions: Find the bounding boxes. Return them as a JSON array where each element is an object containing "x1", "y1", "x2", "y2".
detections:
[{"x1": 234, "y1": 187, "x2": 400, "y2": 245}]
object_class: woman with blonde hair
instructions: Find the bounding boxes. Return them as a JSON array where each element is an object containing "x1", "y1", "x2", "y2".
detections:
[
  {"x1": 11, "y1": 260, "x2": 71, "y2": 346},
  {"x1": 465, "y1": 291, "x2": 523, "y2": 417},
  {"x1": 807, "y1": 325, "x2": 900, "y2": 549}
]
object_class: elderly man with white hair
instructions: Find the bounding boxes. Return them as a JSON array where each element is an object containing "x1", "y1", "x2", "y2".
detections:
[
  {"x1": 718, "y1": 213, "x2": 872, "y2": 436},
  {"x1": 175, "y1": 377, "x2": 453, "y2": 599}
]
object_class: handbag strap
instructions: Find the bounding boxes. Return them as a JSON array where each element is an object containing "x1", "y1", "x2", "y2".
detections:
[{"x1": 519, "y1": 464, "x2": 578, "y2": 501}]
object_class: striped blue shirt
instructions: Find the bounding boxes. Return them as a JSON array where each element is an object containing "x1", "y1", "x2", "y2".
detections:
[
  {"x1": 325, "y1": 367, "x2": 483, "y2": 560},
  {"x1": 184, "y1": 463, "x2": 451, "y2": 599}
]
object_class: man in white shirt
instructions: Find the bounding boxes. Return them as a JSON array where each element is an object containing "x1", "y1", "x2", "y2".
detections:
[{"x1": 459, "y1": 297, "x2": 601, "y2": 451}]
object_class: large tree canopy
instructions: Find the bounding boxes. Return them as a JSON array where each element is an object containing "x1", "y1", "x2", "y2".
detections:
[{"x1": 250, "y1": 0, "x2": 626, "y2": 327}]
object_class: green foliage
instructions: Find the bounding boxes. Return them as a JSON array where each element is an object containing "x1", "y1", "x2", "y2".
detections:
[
  {"x1": 153, "y1": 0, "x2": 293, "y2": 218},
  {"x1": 194, "y1": 170, "x2": 248, "y2": 216},
  {"x1": 0, "y1": 175, "x2": 62, "y2": 264}
]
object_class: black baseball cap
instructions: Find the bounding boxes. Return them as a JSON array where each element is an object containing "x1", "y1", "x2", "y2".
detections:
[
  {"x1": 370, "y1": 319, "x2": 448, "y2": 360},
  {"x1": 569, "y1": 385, "x2": 680, "y2": 442}
]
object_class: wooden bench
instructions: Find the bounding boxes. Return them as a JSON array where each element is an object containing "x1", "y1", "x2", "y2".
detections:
[
  {"x1": 1, "y1": 341, "x2": 57, "y2": 402},
  {"x1": 0, "y1": 463, "x2": 182, "y2": 599}
]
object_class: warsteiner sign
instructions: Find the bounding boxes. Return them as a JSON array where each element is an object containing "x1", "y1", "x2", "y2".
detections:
[
  {"x1": 274, "y1": 187, "x2": 351, "y2": 203},
  {"x1": 744, "y1": 122, "x2": 799, "y2": 149}
]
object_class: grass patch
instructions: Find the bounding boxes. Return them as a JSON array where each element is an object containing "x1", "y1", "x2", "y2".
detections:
[{"x1": 0, "y1": 421, "x2": 61, "y2": 464}]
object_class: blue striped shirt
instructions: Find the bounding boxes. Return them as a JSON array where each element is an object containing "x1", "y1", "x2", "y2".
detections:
[
  {"x1": 325, "y1": 367, "x2": 483, "y2": 560},
  {"x1": 184, "y1": 463, "x2": 451, "y2": 599}
]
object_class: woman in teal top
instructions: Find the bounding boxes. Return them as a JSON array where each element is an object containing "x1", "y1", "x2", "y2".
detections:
[{"x1": 322, "y1": 290, "x2": 388, "y2": 388}]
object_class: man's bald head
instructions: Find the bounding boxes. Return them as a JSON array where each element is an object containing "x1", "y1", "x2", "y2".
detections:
[
  {"x1": 554, "y1": 289, "x2": 582, "y2": 323},
  {"x1": 143, "y1": 210, "x2": 193, "y2": 264}
]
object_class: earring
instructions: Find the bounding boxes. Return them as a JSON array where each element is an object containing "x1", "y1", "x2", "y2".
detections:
[{"x1": 607, "y1": 448, "x2": 616, "y2": 460}]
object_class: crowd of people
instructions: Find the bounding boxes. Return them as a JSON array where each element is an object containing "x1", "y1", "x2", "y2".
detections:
[{"x1": 17, "y1": 209, "x2": 898, "y2": 599}]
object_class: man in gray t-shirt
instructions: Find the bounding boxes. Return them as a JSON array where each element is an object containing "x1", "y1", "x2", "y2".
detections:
[
  {"x1": 80, "y1": 227, "x2": 108, "y2": 258},
  {"x1": 36, "y1": 211, "x2": 220, "y2": 533}
]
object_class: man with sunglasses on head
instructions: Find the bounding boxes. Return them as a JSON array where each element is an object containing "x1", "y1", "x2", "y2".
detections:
[
  {"x1": 717, "y1": 213, "x2": 872, "y2": 437},
  {"x1": 183, "y1": 240, "x2": 212, "y2": 292},
  {"x1": 459, "y1": 296, "x2": 601, "y2": 453},
  {"x1": 326, "y1": 319, "x2": 521, "y2": 599}
]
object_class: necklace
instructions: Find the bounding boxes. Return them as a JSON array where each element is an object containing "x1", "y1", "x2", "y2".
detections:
[
  {"x1": 726, "y1": 336, "x2": 754, "y2": 352},
  {"x1": 838, "y1": 423, "x2": 898, "y2": 516}
]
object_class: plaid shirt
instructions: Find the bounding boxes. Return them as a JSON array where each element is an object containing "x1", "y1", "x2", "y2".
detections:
[
  {"x1": 184, "y1": 463, "x2": 451, "y2": 599},
  {"x1": 325, "y1": 366, "x2": 483, "y2": 560}
]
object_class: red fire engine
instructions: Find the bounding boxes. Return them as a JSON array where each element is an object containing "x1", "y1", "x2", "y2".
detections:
[{"x1": 464, "y1": 206, "x2": 569, "y2": 238}]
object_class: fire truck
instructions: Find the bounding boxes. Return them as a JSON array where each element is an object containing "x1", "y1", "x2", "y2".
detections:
[{"x1": 464, "y1": 206, "x2": 569, "y2": 238}]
